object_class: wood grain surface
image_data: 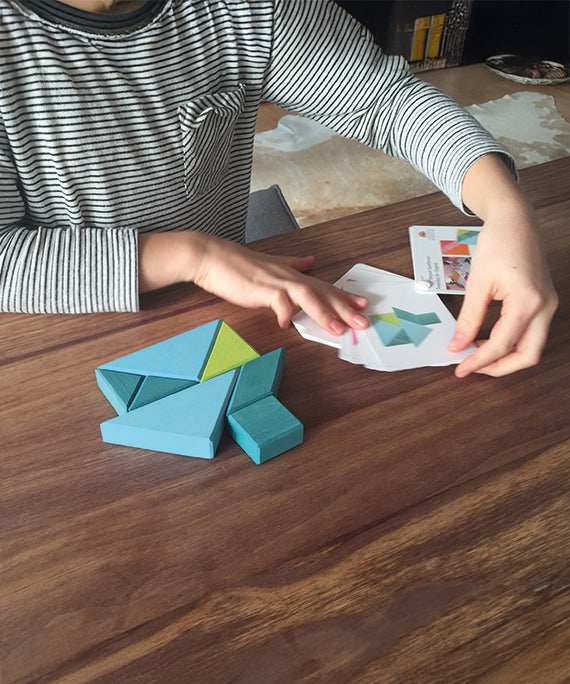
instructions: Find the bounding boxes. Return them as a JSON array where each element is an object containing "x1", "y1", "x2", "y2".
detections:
[{"x1": 1, "y1": 159, "x2": 569, "y2": 683}]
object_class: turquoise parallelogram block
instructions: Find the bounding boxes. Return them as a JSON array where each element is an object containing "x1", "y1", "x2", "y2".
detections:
[
  {"x1": 227, "y1": 395, "x2": 303, "y2": 465},
  {"x1": 226, "y1": 347, "x2": 286, "y2": 415},
  {"x1": 393, "y1": 307, "x2": 440, "y2": 326},
  {"x1": 96, "y1": 368, "x2": 144, "y2": 415},
  {"x1": 101, "y1": 369, "x2": 238, "y2": 458},
  {"x1": 97, "y1": 319, "x2": 222, "y2": 382}
]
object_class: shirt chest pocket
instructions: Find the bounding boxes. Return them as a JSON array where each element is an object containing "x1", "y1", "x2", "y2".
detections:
[{"x1": 178, "y1": 84, "x2": 246, "y2": 200}]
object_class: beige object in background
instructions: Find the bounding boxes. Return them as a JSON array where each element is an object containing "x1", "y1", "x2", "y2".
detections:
[{"x1": 252, "y1": 92, "x2": 570, "y2": 226}]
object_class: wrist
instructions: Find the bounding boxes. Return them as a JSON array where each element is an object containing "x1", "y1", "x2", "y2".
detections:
[
  {"x1": 462, "y1": 153, "x2": 532, "y2": 222},
  {"x1": 138, "y1": 230, "x2": 211, "y2": 293}
]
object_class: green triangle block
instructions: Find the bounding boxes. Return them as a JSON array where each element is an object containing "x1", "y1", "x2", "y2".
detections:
[
  {"x1": 370, "y1": 312, "x2": 402, "y2": 326},
  {"x1": 129, "y1": 376, "x2": 197, "y2": 411},
  {"x1": 201, "y1": 321, "x2": 259, "y2": 382},
  {"x1": 96, "y1": 368, "x2": 144, "y2": 415}
]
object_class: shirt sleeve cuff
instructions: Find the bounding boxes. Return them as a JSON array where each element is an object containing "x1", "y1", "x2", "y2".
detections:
[{"x1": 0, "y1": 226, "x2": 139, "y2": 313}]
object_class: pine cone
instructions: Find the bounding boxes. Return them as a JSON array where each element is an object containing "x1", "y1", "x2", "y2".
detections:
[{"x1": 544, "y1": 66, "x2": 567, "y2": 79}]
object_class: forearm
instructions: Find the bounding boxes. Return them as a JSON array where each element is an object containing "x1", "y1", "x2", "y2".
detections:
[
  {"x1": 138, "y1": 229, "x2": 369, "y2": 334},
  {"x1": 461, "y1": 153, "x2": 534, "y2": 222}
]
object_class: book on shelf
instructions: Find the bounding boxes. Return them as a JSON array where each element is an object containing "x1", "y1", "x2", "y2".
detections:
[
  {"x1": 409, "y1": 12, "x2": 448, "y2": 71},
  {"x1": 426, "y1": 13, "x2": 446, "y2": 59},
  {"x1": 410, "y1": 15, "x2": 431, "y2": 62}
]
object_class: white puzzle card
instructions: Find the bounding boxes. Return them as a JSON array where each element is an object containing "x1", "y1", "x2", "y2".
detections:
[
  {"x1": 293, "y1": 264, "x2": 476, "y2": 372},
  {"x1": 357, "y1": 280, "x2": 475, "y2": 371},
  {"x1": 408, "y1": 225, "x2": 481, "y2": 295}
]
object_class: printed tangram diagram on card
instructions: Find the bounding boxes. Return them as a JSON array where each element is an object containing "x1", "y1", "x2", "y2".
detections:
[
  {"x1": 293, "y1": 264, "x2": 475, "y2": 372},
  {"x1": 408, "y1": 225, "x2": 481, "y2": 294}
]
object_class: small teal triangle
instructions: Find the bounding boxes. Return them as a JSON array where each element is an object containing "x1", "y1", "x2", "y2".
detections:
[
  {"x1": 129, "y1": 376, "x2": 197, "y2": 411},
  {"x1": 96, "y1": 368, "x2": 144, "y2": 414}
]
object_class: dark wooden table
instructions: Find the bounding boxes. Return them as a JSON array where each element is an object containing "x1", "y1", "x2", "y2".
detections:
[{"x1": 1, "y1": 158, "x2": 569, "y2": 683}]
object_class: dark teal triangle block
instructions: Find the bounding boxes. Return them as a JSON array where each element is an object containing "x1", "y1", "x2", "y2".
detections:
[
  {"x1": 227, "y1": 347, "x2": 286, "y2": 415},
  {"x1": 129, "y1": 376, "x2": 197, "y2": 411},
  {"x1": 100, "y1": 369, "x2": 238, "y2": 459},
  {"x1": 96, "y1": 368, "x2": 144, "y2": 415},
  {"x1": 98, "y1": 319, "x2": 222, "y2": 382}
]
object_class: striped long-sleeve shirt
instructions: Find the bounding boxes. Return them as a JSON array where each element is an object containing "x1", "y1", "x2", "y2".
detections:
[{"x1": 0, "y1": 0, "x2": 516, "y2": 313}]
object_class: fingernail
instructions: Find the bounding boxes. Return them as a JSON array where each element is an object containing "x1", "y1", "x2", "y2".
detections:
[
  {"x1": 330, "y1": 320, "x2": 344, "y2": 335},
  {"x1": 352, "y1": 314, "x2": 369, "y2": 329}
]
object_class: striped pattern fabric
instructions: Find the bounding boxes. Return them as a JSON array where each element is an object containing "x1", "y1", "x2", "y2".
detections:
[{"x1": 0, "y1": 0, "x2": 516, "y2": 313}]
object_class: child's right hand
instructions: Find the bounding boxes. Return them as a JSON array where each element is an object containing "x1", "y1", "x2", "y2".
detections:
[{"x1": 138, "y1": 231, "x2": 369, "y2": 336}]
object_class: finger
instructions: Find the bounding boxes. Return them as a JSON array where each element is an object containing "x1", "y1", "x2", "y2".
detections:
[
  {"x1": 344, "y1": 292, "x2": 369, "y2": 310},
  {"x1": 282, "y1": 255, "x2": 316, "y2": 273},
  {"x1": 323, "y1": 289, "x2": 369, "y2": 330},
  {"x1": 448, "y1": 281, "x2": 493, "y2": 352},
  {"x1": 455, "y1": 298, "x2": 539, "y2": 377},
  {"x1": 269, "y1": 289, "x2": 295, "y2": 329},
  {"x1": 288, "y1": 281, "x2": 354, "y2": 335},
  {"x1": 470, "y1": 309, "x2": 552, "y2": 377}
]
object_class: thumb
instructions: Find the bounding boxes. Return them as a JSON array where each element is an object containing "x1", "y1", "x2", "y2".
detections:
[{"x1": 448, "y1": 284, "x2": 492, "y2": 351}]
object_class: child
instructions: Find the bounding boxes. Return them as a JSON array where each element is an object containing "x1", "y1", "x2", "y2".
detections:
[{"x1": 0, "y1": 0, "x2": 557, "y2": 378}]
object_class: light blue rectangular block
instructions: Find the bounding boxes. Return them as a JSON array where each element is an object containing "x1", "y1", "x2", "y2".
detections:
[{"x1": 227, "y1": 395, "x2": 303, "y2": 464}]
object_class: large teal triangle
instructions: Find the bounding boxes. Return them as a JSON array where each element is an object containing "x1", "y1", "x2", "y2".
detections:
[
  {"x1": 100, "y1": 369, "x2": 238, "y2": 459},
  {"x1": 98, "y1": 320, "x2": 221, "y2": 381},
  {"x1": 399, "y1": 318, "x2": 433, "y2": 347}
]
